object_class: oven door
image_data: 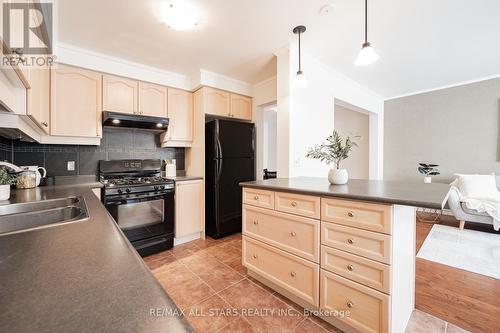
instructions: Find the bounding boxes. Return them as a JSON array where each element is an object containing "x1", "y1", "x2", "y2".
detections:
[{"x1": 104, "y1": 192, "x2": 174, "y2": 243}]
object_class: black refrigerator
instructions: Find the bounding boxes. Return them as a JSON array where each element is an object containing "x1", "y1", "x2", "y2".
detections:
[{"x1": 205, "y1": 119, "x2": 255, "y2": 239}]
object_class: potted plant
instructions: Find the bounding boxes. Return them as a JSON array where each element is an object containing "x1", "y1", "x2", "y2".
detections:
[
  {"x1": 306, "y1": 130, "x2": 359, "y2": 185},
  {"x1": 418, "y1": 163, "x2": 440, "y2": 183},
  {"x1": 0, "y1": 167, "x2": 15, "y2": 201}
]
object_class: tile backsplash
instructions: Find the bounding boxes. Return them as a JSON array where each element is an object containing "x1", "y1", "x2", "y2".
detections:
[{"x1": 0, "y1": 128, "x2": 184, "y2": 177}]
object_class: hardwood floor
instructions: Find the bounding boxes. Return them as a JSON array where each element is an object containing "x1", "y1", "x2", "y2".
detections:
[{"x1": 415, "y1": 214, "x2": 500, "y2": 333}]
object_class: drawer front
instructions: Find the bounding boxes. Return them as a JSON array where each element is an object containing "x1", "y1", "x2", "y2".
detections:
[
  {"x1": 321, "y1": 222, "x2": 391, "y2": 264},
  {"x1": 243, "y1": 187, "x2": 275, "y2": 209},
  {"x1": 321, "y1": 198, "x2": 392, "y2": 235},
  {"x1": 321, "y1": 246, "x2": 390, "y2": 294},
  {"x1": 243, "y1": 205, "x2": 319, "y2": 262},
  {"x1": 243, "y1": 237, "x2": 319, "y2": 307},
  {"x1": 320, "y1": 270, "x2": 389, "y2": 333},
  {"x1": 275, "y1": 192, "x2": 320, "y2": 219}
]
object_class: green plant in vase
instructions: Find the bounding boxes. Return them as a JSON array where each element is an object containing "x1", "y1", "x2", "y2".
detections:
[
  {"x1": 0, "y1": 167, "x2": 16, "y2": 201},
  {"x1": 418, "y1": 163, "x2": 440, "y2": 183}
]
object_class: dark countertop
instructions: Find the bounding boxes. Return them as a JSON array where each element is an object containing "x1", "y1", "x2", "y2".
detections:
[
  {"x1": 171, "y1": 176, "x2": 203, "y2": 182},
  {"x1": 0, "y1": 185, "x2": 192, "y2": 333},
  {"x1": 240, "y1": 177, "x2": 450, "y2": 209}
]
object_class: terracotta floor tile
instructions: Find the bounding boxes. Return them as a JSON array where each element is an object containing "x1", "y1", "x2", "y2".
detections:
[
  {"x1": 218, "y1": 317, "x2": 257, "y2": 333},
  {"x1": 184, "y1": 295, "x2": 236, "y2": 333},
  {"x1": 309, "y1": 315, "x2": 344, "y2": 333},
  {"x1": 294, "y1": 318, "x2": 331, "y2": 333},
  {"x1": 247, "y1": 276, "x2": 277, "y2": 294},
  {"x1": 204, "y1": 267, "x2": 245, "y2": 292},
  {"x1": 405, "y1": 310, "x2": 446, "y2": 333},
  {"x1": 167, "y1": 277, "x2": 215, "y2": 309},
  {"x1": 226, "y1": 257, "x2": 248, "y2": 276},
  {"x1": 155, "y1": 264, "x2": 198, "y2": 291},
  {"x1": 218, "y1": 279, "x2": 273, "y2": 310}
]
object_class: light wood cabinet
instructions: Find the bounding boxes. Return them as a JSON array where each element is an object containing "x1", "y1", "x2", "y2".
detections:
[
  {"x1": 204, "y1": 87, "x2": 230, "y2": 117},
  {"x1": 163, "y1": 88, "x2": 193, "y2": 146},
  {"x1": 102, "y1": 75, "x2": 138, "y2": 114},
  {"x1": 243, "y1": 187, "x2": 275, "y2": 209},
  {"x1": 138, "y1": 82, "x2": 167, "y2": 117},
  {"x1": 230, "y1": 93, "x2": 252, "y2": 120},
  {"x1": 275, "y1": 191, "x2": 321, "y2": 219},
  {"x1": 27, "y1": 66, "x2": 50, "y2": 133},
  {"x1": 50, "y1": 64, "x2": 102, "y2": 137},
  {"x1": 175, "y1": 179, "x2": 203, "y2": 238}
]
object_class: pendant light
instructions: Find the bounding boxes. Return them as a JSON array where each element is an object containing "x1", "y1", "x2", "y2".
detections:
[
  {"x1": 354, "y1": 0, "x2": 379, "y2": 66},
  {"x1": 293, "y1": 25, "x2": 308, "y2": 87}
]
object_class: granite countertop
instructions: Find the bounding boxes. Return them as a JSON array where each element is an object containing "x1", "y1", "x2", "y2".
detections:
[
  {"x1": 0, "y1": 185, "x2": 192, "y2": 332},
  {"x1": 240, "y1": 177, "x2": 450, "y2": 209}
]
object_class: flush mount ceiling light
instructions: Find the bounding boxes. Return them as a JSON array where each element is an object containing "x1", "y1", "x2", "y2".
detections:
[
  {"x1": 354, "y1": 0, "x2": 379, "y2": 66},
  {"x1": 293, "y1": 25, "x2": 308, "y2": 88},
  {"x1": 162, "y1": 1, "x2": 198, "y2": 31},
  {"x1": 112, "y1": 119, "x2": 120, "y2": 124}
]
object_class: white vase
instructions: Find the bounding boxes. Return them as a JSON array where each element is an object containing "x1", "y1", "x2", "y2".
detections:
[
  {"x1": 328, "y1": 168, "x2": 349, "y2": 185},
  {"x1": 0, "y1": 184, "x2": 10, "y2": 201},
  {"x1": 424, "y1": 176, "x2": 432, "y2": 184}
]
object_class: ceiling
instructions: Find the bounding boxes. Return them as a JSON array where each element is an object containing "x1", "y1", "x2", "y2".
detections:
[{"x1": 57, "y1": 0, "x2": 500, "y2": 98}]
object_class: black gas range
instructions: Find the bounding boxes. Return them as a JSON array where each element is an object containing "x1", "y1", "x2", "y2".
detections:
[{"x1": 99, "y1": 159, "x2": 174, "y2": 256}]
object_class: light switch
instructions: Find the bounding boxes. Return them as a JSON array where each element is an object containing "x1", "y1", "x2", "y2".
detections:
[{"x1": 67, "y1": 161, "x2": 75, "y2": 171}]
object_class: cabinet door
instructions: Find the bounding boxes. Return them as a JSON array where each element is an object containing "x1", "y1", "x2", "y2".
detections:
[
  {"x1": 230, "y1": 94, "x2": 252, "y2": 120},
  {"x1": 102, "y1": 75, "x2": 137, "y2": 114},
  {"x1": 27, "y1": 66, "x2": 50, "y2": 133},
  {"x1": 166, "y1": 88, "x2": 193, "y2": 142},
  {"x1": 138, "y1": 82, "x2": 167, "y2": 117},
  {"x1": 204, "y1": 87, "x2": 230, "y2": 117},
  {"x1": 175, "y1": 180, "x2": 203, "y2": 237},
  {"x1": 50, "y1": 64, "x2": 102, "y2": 137}
]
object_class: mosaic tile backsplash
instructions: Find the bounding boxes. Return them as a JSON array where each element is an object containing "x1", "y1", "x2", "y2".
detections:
[{"x1": 0, "y1": 128, "x2": 185, "y2": 177}]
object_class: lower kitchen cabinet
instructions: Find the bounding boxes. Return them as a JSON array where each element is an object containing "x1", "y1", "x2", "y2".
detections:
[
  {"x1": 175, "y1": 179, "x2": 203, "y2": 238},
  {"x1": 50, "y1": 64, "x2": 102, "y2": 138}
]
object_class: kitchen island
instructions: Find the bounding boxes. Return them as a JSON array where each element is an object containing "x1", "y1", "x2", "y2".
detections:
[
  {"x1": 0, "y1": 183, "x2": 192, "y2": 333},
  {"x1": 240, "y1": 177, "x2": 449, "y2": 333}
]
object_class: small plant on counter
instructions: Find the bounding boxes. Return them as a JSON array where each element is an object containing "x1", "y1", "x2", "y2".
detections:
[
  {"x1": 0, "y1": 167, "x2": 16, "y2": 201},
  {"x1": 418, "y1": 163, "x2": 440, "y2": 183},
  {"x1": 306, "y1": 130, "x2": 359, "y2": 185}
]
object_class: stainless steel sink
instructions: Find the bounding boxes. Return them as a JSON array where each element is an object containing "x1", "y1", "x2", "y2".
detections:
[{"x1": 0, "y1": 196, "x2": 89, "y2": 235}]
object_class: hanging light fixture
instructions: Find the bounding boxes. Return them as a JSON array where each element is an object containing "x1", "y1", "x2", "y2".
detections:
[
  {"x1": 354, "y1": 0, "x2": 379, "y2": 66},
  {"x1": 293, "y1": 25, "x2": 308, "y2": 87}
]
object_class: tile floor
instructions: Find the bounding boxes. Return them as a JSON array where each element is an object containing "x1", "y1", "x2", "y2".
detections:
[{"x1": 143, "y1": 233, "x2": 469, "y2": 333}]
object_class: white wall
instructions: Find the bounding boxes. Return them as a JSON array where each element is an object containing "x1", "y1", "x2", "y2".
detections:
[
  {"x1": 262, "y1": 108, "x2": 277, "y2": 171},
  {"x1": 253, "y1": 76, "x2": 278, "y2": 180},
  {"x1": 276, "y1": 43, "x2": 384, "y2": 179},
  {"x1": 334, "y1": 105, "x2": 370, "y2": 179}
]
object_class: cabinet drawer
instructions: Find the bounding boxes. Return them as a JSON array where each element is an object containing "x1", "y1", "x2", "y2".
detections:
[
  {"x1": 321, "y1": 222, "x2": 391, "y2": 264},
  {"x1": 243, "y1": 188, "x2": 275, "y2": 209},
  {"x1": 243, "y1": 237, "x2": 319, "y2": 307},
  {"x1": 321, "y1": 270, "x2": 389, "y2": 333},
  {"x1": 275, "y1": 192, "x2": 320, "y2": 219},
  {"x1": 321, "y1": 246, "x2": 390, "y2": 294},
  {"x1": 321, "y1": 198, "x2": 392, "y2": 235},
  {"x1": 243, "y1": 205, "x2": 319, "y2": 262}
]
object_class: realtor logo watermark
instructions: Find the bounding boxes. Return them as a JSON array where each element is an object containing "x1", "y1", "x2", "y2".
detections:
[{"x1": 2, "y1": 1, "x2": 55, "y2": 67}]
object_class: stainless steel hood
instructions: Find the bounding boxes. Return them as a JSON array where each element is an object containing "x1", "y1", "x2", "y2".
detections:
[{"x1": 102, "y1": 111, "x2": 169, "y2": 131}]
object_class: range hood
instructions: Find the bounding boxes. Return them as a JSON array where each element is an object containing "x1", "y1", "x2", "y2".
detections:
[{"x1": 102, "y1": 111, "x2": 169, "y2": 131}]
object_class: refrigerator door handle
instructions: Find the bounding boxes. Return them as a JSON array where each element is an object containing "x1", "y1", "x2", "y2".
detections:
[
  {"x1": 216, "y1": 135, "x2": 222, "y2": 159},
  {"x1": 216, "y1": 158, "x2": 223, "y2": 183}
]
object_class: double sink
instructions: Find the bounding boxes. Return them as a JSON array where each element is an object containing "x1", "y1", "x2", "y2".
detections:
[{"x1": 0, "y1": 196, "x2": 89, "y2": 235}]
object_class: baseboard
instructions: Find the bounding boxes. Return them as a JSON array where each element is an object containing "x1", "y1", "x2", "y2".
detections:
[{"x1": 174, "y1": 232, "x2": 201, "y2": 246}]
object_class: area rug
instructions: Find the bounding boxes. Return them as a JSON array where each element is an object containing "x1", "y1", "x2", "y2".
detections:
[{"x1": 417, "y1": 224, "x2": 500, "y2": 279}]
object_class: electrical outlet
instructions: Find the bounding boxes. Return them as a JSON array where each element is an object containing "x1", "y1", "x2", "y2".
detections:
[{"x1": 67, "y1": 161, "x2": 75, "y2": 171}]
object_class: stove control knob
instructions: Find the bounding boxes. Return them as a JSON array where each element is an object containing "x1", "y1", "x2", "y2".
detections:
[
  {"x1": 117, "y1": 189, "x2": 123, "y2": 194},
  {"x1": 154, "y1": 185, "x2": 159, "y2": 190},
  {"x1": 159, "y1": 185, "x2": 165, "y2": 190},
  {"x1": 126, "y1": 188, "x2": 131, "y2": 193}
]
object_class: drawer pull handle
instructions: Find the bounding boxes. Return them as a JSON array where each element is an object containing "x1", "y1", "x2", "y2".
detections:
[
  {"x1": 347, "y1": 211, "x2": 355, "y2": 217},
  {"x1": 254, "y1": 196, "x2": 259, "y2": 200},
  {"x1": 347, "y1": 238, "x2": 355, "y2": 245},
  {"x1": 291, "y1": 201, "x2": 297, "y2": 207},
  {"x1": 290, "y1": 231, "x2": 297, "y2": 237},
  {"x1": 253, "y1": 220, "x2": 259, "y2": 225},
  {"x1": 346, "y1": 300, "x2": 354, "y2": 308},
  {"x1": 290, "y1": 272, "x2": 296, "y2": 277},
  {"x1": 253, "y1": 254, "x2": 258, "y2": 259},
  {"x1": 347, "y1": 264, "x2": 354, "y2": 271}
]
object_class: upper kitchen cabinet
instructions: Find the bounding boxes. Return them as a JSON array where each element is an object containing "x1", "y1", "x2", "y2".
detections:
[
  {"x1": 102, "y1": 75, "x2": 138, "y2": 114},
  {"x1": 162, "y1": 88, "x2": 193, "y2": 147},
  {"x1": 230, "y1": 93, "x2": 252, "y2": 120},
  {"x1": 27, "y1": 66, "x2": 50, "y2": 133},
  {"x1": 138, "y1": 82, "x2": 167, "y2": 117},
  {"x1": 203, "y1": 87, "x2": 231, "y2": 117},
  {"x1": 50, "y1": 64, "x2": 102, "y2": 137}
]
